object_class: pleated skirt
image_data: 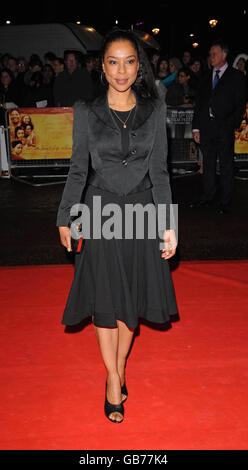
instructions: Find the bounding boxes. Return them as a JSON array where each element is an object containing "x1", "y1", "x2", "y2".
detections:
[{"x1": 62, "y1": 183, "x2": 179, "y2": 329}]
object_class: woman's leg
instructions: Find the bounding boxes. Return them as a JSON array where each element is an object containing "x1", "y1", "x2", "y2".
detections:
[
  {"x1": 93, "y1": 319, "x2": 135, "y2": 420},
  {"x1": 116, "y1": 320, "x2": 135, "y2": 400},
  {"x1": 93, "y1": 324, "x2": 123, "y2": 422}
]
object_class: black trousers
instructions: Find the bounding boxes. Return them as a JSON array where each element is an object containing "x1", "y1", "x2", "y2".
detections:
[{"x1": 200, "y1": 119, "x2": 235, "y2": 206}]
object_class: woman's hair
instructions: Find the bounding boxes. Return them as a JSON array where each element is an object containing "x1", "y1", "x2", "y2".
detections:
[
  {"x1": 29, "y1": 56, "x2": 43, "y2": 69},
  {"x1": 169, "y1": 57, "x2": 183, "y2": 71},
  {"x1": 12, "y1": 140, "x2": 22, "y2": 149},
  {"x1": 178, "y1": 67, "x2": 192, "y2": 78},
  {"x1": 23, "y1": 122, "x2": 34, "y2": 132},
  {"x1": 0, "y1": 68, "x2": 13, "y2": 81},
  {"x1": 156, "y1": 56, "x2": 169, "y2": 76},
  {"x1": 101, "y1": 28, "x2": 158, "y2": 100},
  {"x1": 157, "y1": 55, "x2": 168, "y2": 66},
  {"x1": 14, "y1": 126, "x2": 24, "y2": 138},
  {"x1": 30, "y1": 71, "x2": 44, "y2": 86},
  {"x1": 21, "y1": 115, "x2": 33, "y2": 126}
]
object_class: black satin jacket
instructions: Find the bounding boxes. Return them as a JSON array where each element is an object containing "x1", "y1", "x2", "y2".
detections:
[{"x1": 56, "y1": 90, "x2": 173, "y2": 228}]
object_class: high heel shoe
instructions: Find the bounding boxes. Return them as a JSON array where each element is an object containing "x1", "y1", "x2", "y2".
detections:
[
  {"x1": 121, "y1": 381, "x2": 128, "y2": 403},
  {"x1": 104, "y1": 381, "x2": 124, "y2": 424}
]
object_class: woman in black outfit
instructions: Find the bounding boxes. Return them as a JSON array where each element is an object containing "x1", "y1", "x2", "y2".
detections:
[{"x1": 57, "y1": 29, "x2": 179, "y2": 424}]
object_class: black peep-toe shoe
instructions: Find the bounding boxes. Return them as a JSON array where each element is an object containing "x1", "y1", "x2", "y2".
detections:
[
  {"x1": 121, "y1": 382, "x2": 128, "y2": 403},
  {"x1": 104, "y1": 382, "x2": 124, "y2": 424}
]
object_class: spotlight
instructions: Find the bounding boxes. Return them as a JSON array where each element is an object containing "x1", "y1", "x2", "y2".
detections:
[{"x1": 209, "y1": 19, "x2": 218, "y2": 28}]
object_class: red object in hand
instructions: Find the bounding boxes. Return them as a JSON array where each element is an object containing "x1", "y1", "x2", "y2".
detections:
[{"x1": 76, "y1": 237, "x2": 83, "y2": 253}]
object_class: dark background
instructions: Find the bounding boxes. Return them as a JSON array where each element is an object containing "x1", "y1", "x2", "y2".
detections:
[{"x1": 1, "y1": 2, "x2": 247, "y2": 59}]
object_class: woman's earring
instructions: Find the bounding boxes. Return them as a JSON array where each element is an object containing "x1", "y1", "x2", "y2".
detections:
[
  {"x1": 136, "y1": 66, "x2": 143, "y2": 83},
  {"x1": 101, "y1": 71, "x2": 107, "y2": 86}
]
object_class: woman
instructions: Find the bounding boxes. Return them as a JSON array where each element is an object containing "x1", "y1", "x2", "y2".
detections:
[
  {"x1": 23, "y1": 123, "x2": 37, "y2": 148},
  {"x1": 0, "y1": 68, "x2": 18, "y2": 104},
  {"x1": 166, "y1": 67, "x2": 196, "y2": 107},
  {"x1": 188, "y1": 58, "x2": 203, "y2": 89},
  {"x1": 233, "y1": 53, "x2": 248, "y2": 73},
  {"x1": 21, "y1": 114, "x2": 33, "y2": 126},
  {"x1": 162, "y1": 57, "x2": 182, "y2": 88},
  {"x1": 42, "y1": 64, "x2": 55, "y2": 85},
  {"x1": 156, "y1": 56, "x2": 169, "y2": 80},
  {"x1": 57, "y1": 29, "x2": 179, "y2": 424},
  {"x1": 0, "y1": 68, "x2": 19, "y2": 125},
  {"x1": 14, "y1": 126, "x2": 26, "y2": 145}
]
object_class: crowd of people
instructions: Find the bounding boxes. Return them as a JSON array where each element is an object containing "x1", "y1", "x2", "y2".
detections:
[
  {"x1": 1, "y1": 46, "x2": 247, "y2": 114},
  {"x1": 1, "y1": 44, "x2": 248, "y2": 150},
  {"x1": 1, "y1": 38, "x2": 248, "y2": 213},
  {"x1": 0, "y1": 50, "x2": 104, "y2": 115}
]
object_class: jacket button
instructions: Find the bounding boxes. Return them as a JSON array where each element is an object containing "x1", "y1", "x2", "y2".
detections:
[
  {"x1": 130, "y1": 148, "x2": 137, "y2": 155},
  {"x1": 122, "y1": 159, "x2": 128, "y2": 166},
  {"x1": 131, "y1": 132, "x2": 137, "y2": 137}
]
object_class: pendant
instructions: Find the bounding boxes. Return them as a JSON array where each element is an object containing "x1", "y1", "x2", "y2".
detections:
[{"x1": 123, "y1": 124, "x2": 126, "y2": 128}]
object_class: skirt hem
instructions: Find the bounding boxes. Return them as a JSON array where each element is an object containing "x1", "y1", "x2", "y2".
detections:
[{"x1": 62, "y1": 308, "x2": 179, "y2": 329}]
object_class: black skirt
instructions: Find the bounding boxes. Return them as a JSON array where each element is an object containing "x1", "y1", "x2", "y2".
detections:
[{"x1": 62, "y1": 183, "x2": 179, "y2": 329}]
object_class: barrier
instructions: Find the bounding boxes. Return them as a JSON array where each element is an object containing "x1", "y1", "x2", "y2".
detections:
[
  {"x1": 167, "y1": 104, "x2": 248, "y2": 180},
  {"x1": 166, "y1": 106, "x2": 201, "y2": 176},
  {"x1": 0, "y1": 126, "x2": 10, "y2": 176},
  {"x1": 2, "y1": 104, "x2": 248, "y2": 185},
  {"x1": 233, "y1": 105, "x2": 248, "y2": 180}
]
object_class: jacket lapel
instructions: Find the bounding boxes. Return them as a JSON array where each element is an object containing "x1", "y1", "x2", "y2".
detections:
[
  {"x1": 88, "y1": 92, "x2": 116, "y2": 130},
  {"x1": 132, "y1": 91, "x2": 155, "y2": 130},
  {"x1": 89, "y1": 90, "x2": 155, "y2": 131}
]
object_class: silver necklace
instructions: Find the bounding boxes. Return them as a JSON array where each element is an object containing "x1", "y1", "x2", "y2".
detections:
[{"x1": 111, "y1": 107, "x2": 134, "y2": 128}]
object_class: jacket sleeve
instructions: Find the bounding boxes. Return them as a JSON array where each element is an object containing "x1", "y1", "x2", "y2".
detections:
[
  {"x1": 191, "y1": 83, "x2": 201, "y2": 130},
  {"x1": 56, "y1": 100, "x2": 89, "y2": 227},
  {"x1": 148, "y1": 101, "x2": 175, "y2": 233}
]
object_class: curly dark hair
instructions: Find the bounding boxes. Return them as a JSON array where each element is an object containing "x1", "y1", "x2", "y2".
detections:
[
  {"x1": 101, "y1": 28, "x2": 158, "y2": 100},
  {"x1": 23, "y1": 122, "x2": 34, "y2": 132},
  {"x1": 14, "y1": 126, "x2": 25, "y2": 138}
]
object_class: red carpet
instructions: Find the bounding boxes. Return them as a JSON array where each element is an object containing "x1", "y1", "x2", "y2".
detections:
[{"x1": 1, "y1": 260, "x2": 248, "y2": 450}]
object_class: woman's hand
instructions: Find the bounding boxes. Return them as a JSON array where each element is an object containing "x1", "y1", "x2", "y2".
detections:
[
  {"x1": 58, "y1": 226, "x2": 72, "y2": 252},
  {"x1": 161, "y1": 229, "x2": 177, "y2": 260}
]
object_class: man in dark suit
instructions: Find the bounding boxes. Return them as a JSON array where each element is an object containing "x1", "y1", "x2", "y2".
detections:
[
  {"x1": 191, "y1": 40, "x2": 246, "y2": 213},
  {"x1": 53, "y1": 51, "x2": 94, "y2": 107}
]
